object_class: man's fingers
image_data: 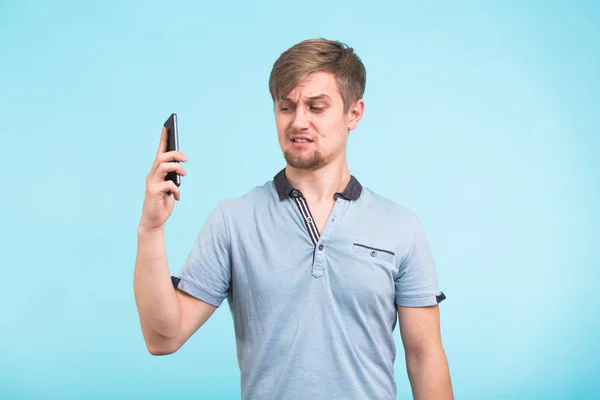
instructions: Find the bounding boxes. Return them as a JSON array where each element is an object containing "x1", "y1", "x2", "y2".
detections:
[
  {"x1": 156, "y1": 127, "x2": 167, "y2": 156},
  {"x1": 156, "y1": 162, "x2": 187, "y2": 179},
  {"x1": 162, "y1": 180, "x2": 181, "y2": 200},
  {"x1": 146, "y1": 161, "x2": 187, "y2": 184},
  {"x1": 157, "y1": 150, "x2": 188, "y2": 164},
  {"x1": 151, "y1": 150, "x2": 187, "y2": 174},
  {"x1": 149, "y1": 179, "x2": 180, "y2": 198},
  {"x1": 171, "y1": 184, "x2": 181, "y2": 201}
]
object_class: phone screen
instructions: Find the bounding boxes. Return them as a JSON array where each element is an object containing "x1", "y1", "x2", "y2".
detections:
[{"x1": 163, "y1": 113, "x2": 180, "y2": 187}]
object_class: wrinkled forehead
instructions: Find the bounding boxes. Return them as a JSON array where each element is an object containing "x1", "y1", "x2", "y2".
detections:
[{"x1": 279, "y1": 72, "x2": 341, "y2": 103}]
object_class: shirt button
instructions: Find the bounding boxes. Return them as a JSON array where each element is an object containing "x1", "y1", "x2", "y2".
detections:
[
  {"x1": 370, "y1": 250, "x2": 377, "y2": 257},
  {"x1": 292, "y1": 190, "x2": 299, "y2": 197},
  {"x1": 318, "y1": 244, "x2": 324, "y2": 251}
]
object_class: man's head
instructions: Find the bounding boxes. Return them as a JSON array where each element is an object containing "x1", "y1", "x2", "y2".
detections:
[{"x1": 269, "y1": 38, "x2": 366, "y2": 171}]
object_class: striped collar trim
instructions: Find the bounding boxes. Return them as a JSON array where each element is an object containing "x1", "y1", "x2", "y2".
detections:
[{"x1": 273, "y1": 168, "x2": 362, "y2": 201}]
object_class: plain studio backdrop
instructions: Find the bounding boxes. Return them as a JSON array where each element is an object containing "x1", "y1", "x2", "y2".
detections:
[{"x1": 0, "y1": 1, "x2": 598, "y2": 399}]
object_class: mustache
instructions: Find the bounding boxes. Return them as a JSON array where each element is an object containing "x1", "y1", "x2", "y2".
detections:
[{"x1": 286, "y1": 129, "x2": 314, "y2": 138}]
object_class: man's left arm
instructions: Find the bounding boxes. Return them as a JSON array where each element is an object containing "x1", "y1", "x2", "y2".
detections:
[
  {"x1": 394, "y1": 213, "x2": 453, "y2": 399},
  {"x1": 398, "y1": 304, "x2": 453, "y2": 400}
]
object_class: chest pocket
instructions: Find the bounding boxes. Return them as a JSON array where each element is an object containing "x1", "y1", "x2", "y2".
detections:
[
  {"x1": 352, "y1": 243, "x2": 396, "y2": 265},
  {"x1": 339, "y1": 242, "x2": 398, "y2": 304}
]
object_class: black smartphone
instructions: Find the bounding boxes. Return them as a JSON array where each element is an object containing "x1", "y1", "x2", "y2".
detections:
[{"x1": 163, "y1": 113, "x2": 180, "y2": 187}]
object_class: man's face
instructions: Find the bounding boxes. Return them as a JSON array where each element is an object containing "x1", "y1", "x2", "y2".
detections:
[{"x1": 275, "y1": 71, "x2": 363, "y2": 171}]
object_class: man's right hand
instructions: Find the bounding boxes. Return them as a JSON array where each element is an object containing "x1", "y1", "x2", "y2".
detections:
[{"x1": 139, "y1": 127, "x2": 188, "y2": 233}]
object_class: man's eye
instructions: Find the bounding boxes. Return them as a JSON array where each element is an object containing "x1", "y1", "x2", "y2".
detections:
[
  {"x1": 280, "y1": 107, "x2": 294, "y2": 112},
  {"x1": 311, "y1": 107, "x2": 324, "y2": 112}
]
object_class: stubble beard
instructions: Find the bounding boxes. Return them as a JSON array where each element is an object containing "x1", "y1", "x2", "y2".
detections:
[{"x1": 283, "y1": 148, "x2": 326, "y2": 171}]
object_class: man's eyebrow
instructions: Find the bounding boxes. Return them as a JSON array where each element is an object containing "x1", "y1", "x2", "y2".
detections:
[
  {"x1": 280, "y1": 94, "x2": 332, "y2": 102},
  {"x1": 306, "y1": 94, "x2": 332, "y2": 101}
]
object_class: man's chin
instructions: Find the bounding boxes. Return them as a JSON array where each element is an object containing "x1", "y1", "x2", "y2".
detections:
[{"x1": 283, "y1": 153, "x2": 325, "y2": 171}]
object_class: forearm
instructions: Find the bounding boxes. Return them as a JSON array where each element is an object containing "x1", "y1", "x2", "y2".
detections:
[
  {"x1": 133, "y1": 227, "x2": 181, "y2": 350},
  {"x1": 406, "y1": 346, "x2": 453, "y2": 400}
]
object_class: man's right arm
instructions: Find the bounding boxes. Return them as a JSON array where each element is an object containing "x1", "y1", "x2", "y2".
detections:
[
  {"x1": 133, "y1": 126, "x2": 218, "y2": 356},
  {"x1": 134, "y1": 228, "x2": 217, "y2": 356}
]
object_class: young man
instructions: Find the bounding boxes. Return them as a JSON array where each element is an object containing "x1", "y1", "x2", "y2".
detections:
[{"x1": 134, "y1": 38, "x2": 453, "y2": 400}]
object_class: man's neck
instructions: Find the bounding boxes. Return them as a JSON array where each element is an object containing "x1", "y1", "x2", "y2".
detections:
[{"x1": 285, "y1": 161, "x2": 351, "y2": 204}]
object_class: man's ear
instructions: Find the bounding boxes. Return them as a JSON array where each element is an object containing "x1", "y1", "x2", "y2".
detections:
[{"x1": 347, "y1": 99, "x2": 365, "y2": 131}]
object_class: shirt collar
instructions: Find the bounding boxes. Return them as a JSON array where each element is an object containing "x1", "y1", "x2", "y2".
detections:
[{"x1": 273, "y1": 168, "x2": 362, "y2": 201}]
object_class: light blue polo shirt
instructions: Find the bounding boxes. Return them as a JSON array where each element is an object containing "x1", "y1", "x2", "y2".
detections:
[{"x1": 171, "y1": 168, "x2": 445, "y2": 400}]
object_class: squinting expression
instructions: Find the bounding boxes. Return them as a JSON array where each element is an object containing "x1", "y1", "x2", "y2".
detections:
[{"x1": 275, "y1": 71, "x2": 362, "y2": 171}]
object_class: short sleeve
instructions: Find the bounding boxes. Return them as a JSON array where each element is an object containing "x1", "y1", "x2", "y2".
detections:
[
  {"x1": 395, "y1": 216, "x2": 446, "y2": 307},
  {"x1": 171, "y1": 203, "x2": 231, "y2": 307}
]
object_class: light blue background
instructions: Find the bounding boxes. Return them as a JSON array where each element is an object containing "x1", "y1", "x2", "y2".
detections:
[{"x1": 1, "y1": 1, "x2": 598, "y2": 399}]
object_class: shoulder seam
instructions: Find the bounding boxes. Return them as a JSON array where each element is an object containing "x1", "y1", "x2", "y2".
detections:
[
  {"x1": 217, "y1": 202, "x2": 232, "y2": 262},
  {"x1": 396, "y1": 213, "x2": 419, "y2": 279}
]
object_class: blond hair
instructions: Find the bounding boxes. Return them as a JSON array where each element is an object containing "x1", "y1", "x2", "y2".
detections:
[{"x1": 268, "y1": 38, "x2": 366, "y2": 113}]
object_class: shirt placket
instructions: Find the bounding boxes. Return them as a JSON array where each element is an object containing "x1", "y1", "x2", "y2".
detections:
[{"x1": 290, "y1": 189, "x2": 343, "y2": 278}]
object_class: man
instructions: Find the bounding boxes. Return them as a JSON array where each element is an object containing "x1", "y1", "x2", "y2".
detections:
[{"x1": 134, "y1": 38, "x2": 453, "y2": 400}]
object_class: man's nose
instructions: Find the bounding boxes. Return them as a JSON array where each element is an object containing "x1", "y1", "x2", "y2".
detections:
[{"x1": 291, "y1": 107, "x2": 310, "y2": 130}]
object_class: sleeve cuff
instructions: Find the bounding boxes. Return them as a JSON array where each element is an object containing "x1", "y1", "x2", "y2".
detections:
[
  {"x1": 171, "y1": 276, "x2": 226, "y2": 307},
  {"x1": 396, "y1": 291, "x2": 446, "y2": 307}
]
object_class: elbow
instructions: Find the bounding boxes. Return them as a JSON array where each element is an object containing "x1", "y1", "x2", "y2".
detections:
[
  {"x1": 146, "y1": 342, "x2": 179, "y2": 356},
  {"x1": 139, "y1": 321, "x2": 182, "y2": 356},
  {"x1": 144, "y1": 336, "x2": 181, "y2": 356},
  {"x1": 148, "y1": 348, "x2": 174, "y2": 356},
  {"x1": 147, "y1": 344, "x2": 174, "y2": 356}
]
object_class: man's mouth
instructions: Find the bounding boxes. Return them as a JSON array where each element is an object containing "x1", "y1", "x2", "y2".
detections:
[{"x1": 291, "y1": 136, "x2": 313, "y2": 143}]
